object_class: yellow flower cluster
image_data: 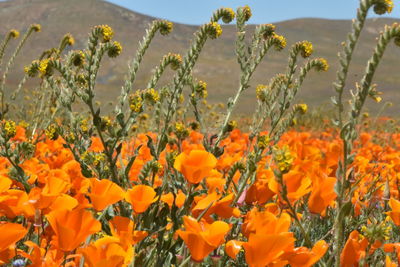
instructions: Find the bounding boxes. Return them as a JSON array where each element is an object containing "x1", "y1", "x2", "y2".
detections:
[
  {"x1": 159, "y1": 20, "x2": 173, "y2": 35},
  {"x1": 295, "y1": 103, "x2": 308, "y2": 114},
  {"x1": 9, "y1": 29, "x2": 19, "y2": 39},
  {"x1": 206, "y1": 22, "x2": 222, "y2": 39},
  {"x1": 165, "y1": 53, "x2": 182, "y2": 70},
  {"x1": 80, "y1": 119, "x2": 89, "y2": 133},
  {"x1": 256, "y1": 84, "x2": 268, "y2": 102},
  {"x1": 129, "y1": 92, "x2": 143, "y2": 113},
  {"x1": 299, "y1": 41, "x2": 313, "y2": 58},
  {"x1": 316, "y1": 58, "x2": 329, "y2": 72},
  {"x1": 93, "y1": 153, "x2": 106, "y2": 166},
  {"x1": 226, "y1": 120, "x2": 237, "y2": 132},
  {"x1": 38, "y1": 59, "x2": 52, "y2": 77},
  {"x1": 31, "y1": 24, "x2": 41, "y2": 32},
  {"x1": 195, "y1": 81, "x2": 208, "y2": 98},
  {"x1": 100, "y1": 25, "x2": 114, "y2": 42},
  {"x1": 174, "y1": 122, "x2": 189, "y2": 139},
  {"x1": 222, "y1": 8, "x2": 235, "y2": 24},
  {"x1": 257, "y1": 135, "x2": 270, "y2": 150},
  {"x1": 271, "y1": 33, "x2": 287, "y2": 51},
  {"x1": 64, "y1": 33, "x2": 75, "y2": 46},
  {"x1": 243, "y1": 5, "x2": 252, "y2": 21},
  {"x1": 45, "y1": 124, "x2": 58, "y2": 140},
  {"x1": 374, "y1": 0, "x2": 394, "y2": 15},
  {"x1": 273, "y1": 145, "x2": 294, "y2": 173},
  {"x1": 144, "y1": 88, "x2": 160, "y2": 104},
  {"x1": 361, "y1": 218, "x2": 392, "y2": 242},
  {"x1": 3, "y1": 120, "x2": 16, "y2": 139},
  {"x1": 108, "y1": 41, "x2": 122, "y2": 58}
]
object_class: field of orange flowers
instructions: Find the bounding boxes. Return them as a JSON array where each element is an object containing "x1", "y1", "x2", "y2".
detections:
[
  {"x1": 0, "y1": 0, "x2": 400, "y2": 266},
  {"x1": 1, "y1": 125, "x2": 400, "y2": 266}
]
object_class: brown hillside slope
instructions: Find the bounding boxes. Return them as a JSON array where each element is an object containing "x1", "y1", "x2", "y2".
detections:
[{"x1": 1, "y1": 0, "x2": 400, "y2": 114}]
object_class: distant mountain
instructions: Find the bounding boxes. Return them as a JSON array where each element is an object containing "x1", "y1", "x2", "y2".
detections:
[{"x1": 1, "y1": 0, "x2": 400, "y2": 114}]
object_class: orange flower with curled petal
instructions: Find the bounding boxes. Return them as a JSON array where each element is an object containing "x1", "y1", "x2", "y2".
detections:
[
  {"x1": 174, "y1": 150, "x2": 217, "y2": 184},
  {"x1": 176, "y1": 216, "x2": 230, "y2": 262},
  {"x1": 243, "y1": 232, "x2": 295, "y2": 267},
  {"x1": 125, "y1": 185, "x2": 157, "y2": 213},
  {"x1": 0, "y1": 223, "x2": 27, "y2": 252},
  {"x1": 225, "y1": 240, "x2": 244, "y2": 260},
  {"x1": 283, "y1": 240, "x2": 328, "y2": 267},
  {"x1": 109, "y1": 216, "x2": 148, "y2": 247},
  {"x1": 161, "y1": 190, "x2": 186, "y2": 209},
  {"x1": 388, "y1": 198, "x2": 400, "y2": 225},
  {"x1": 242, "y1": 208, "x2": 291, "y2": 238},
  {"x1": 340, "y1": 230, "x2": 368, "y2": 267},
  {"x1": 46, "y1": 208, "x2": 101, "y2": 251},
  {"x1": 79, "y1": 236, "x2": 132, "y2": 267},
  {"x1": 0, "y1": 189, "x2": 35, "y2": 218},
  {"x1": 88, "y1": 178, "x2": 125, "y2": 211},
  {"x1": 308, "y1": 175, "x2": 337, "y2": 215}
]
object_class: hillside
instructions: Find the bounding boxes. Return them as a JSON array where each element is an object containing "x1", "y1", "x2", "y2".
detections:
[{"x1": 1, "y1": 0, "x2": 400, "y2": 115}]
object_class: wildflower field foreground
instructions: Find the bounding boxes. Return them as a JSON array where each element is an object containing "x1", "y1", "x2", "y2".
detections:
[{"x1": 0, "y1": 0, "x2": 400, "y2": 266}]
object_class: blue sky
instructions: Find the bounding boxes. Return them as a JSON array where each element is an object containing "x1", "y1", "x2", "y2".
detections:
[{"x1": 105, "y1": 0, "x2": 400, "y2": 25}]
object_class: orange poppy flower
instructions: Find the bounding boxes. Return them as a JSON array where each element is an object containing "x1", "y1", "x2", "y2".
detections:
[
  {"x1": 283, "y1": 240, "x2": 328, "y2": 267},
  {"x1": 176, "y1": 216, "x2": 230, "y2": 262},
  {"x1": 0, "y1": 222, "x2": 27, "y2": 252},
  {"x1": 388, "y1": 198, "x2": 400, "y2": 225},
  {"x1": 88, "y1": 178, "x2": 125, "y2": 211},
  {"x1": 161, "y1": 190, "x2": 186, "y2": 209},
  {"x1": 46, "y1": 208, "x2": 101, "y2": 251},
  {"x1": 243, "y1": 232, "x2": 295, "y2": 267},
  {"x1": 225, "y1": 240, "x2": 244, "y2": 260},
  {"x1": 125, "y1": 185, "x2": 157, "y2": 213},
  {"x1": 110, "y1": 216, "x2": 148, "y2": 247},
  {"x1": 340, "y1": 230, "x2": 368, "y2": 267},
  {"x1": 174, "y1": 150, "x2": 217, "y2": 184},
  {"x1": 308, "y1": 176, "x2": 337, "y2": 215},
  {"x1": 79, "y1": 236, "x2": 133, "y2": 267},
  {"x1": 0, "y1": 189, "x2": 35, "y2": 218}
]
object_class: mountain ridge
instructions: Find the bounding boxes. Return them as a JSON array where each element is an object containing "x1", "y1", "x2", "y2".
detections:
[{"x1": 1, "y1": 0, "x2": 400, "y2": 114}]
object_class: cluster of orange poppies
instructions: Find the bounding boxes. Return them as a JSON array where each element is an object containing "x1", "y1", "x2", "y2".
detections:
[{"x1": 1, "y1": 126, "x2": 400, "y2": 265}]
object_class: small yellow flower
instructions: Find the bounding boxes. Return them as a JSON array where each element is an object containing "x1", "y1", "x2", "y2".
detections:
[
  {"x1": 165, "y1": 53, "x2": 182, "y2": 70},
  {"x1": 108, "y1": 41, "x2": 122, "y2": 58},
  {"x1": 316, "y1": 58, "x2": 329, "y2": 71},
  {"x1": 3, "y1": 120, "x2": 16, "y2": 139},
  {"x1": 206, "y1": 22, "x2": 222, "y2": 39},
  {"x1": 174, "y1": 122, "x2": 189, "y2": 139},
  {"x1": 31, "y1": 24, "x2": 41, "y2": 32},
  {"x1": 256, "y1": 84, "x2": 268, "y2": 102},
  {"x1": 9, "y1": 29, "x2": 19, "y2": 39},
  {"x1": 159, "y1": 20, "x2": 173, "y2": 35},
  {"x1": 24, "y1": 60, "x2": 40, "y2": 77},
  {"x1": 271, "y1": 33, "x2": 287, "y2": 51},
  {"x1": 299, "y1": 41, "x2": 313, "y2": 58},
  {"x1": 144, "y1": 88, "x2": 160, "y2": 104},
  {"x1": 374, "y1": 0, "x2": 394, "y2": 15},
  {"x1": 38, "y1": 59, "x2": 52, "y2": 77},
  {"x1": 242, "y1": 5, "x2": 252, "y2": 21},
  {"x1": 129, "y1": 92, "x2": 143, "y2": 113},
  {"x1": 257, "y1": 135, "x2": 270, "y2": 149},
  {"x1": 273, "y1": 145, "x2": 294, "y2": 173},
  {"x1": 64, "y1": 33, "x2": 75, "y2": 46},
  {"x1": 261, "y1": 24, "x2": 276, "y2": 39},
  {"x1": 222, "y1": 8, "x2": 235, "y2": 23},
  {"x1": 226, "y1": 120, "x2": 237, "y2": 132},
  {"x1": 296, "y1": 104, "x2": 308, "y2": 114},
  {"x1": 99, "y1": 25, "x2": 113, "y2": 42},
  {"x1": 71, "y1": 51, "x2": 86, "y2": 67},
  {"x1": 45, "y1": 124, "x2": 59, "y2": 140},
  {"x1": 80, "y1": 119, "x2": 89, "y2": 133}
]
